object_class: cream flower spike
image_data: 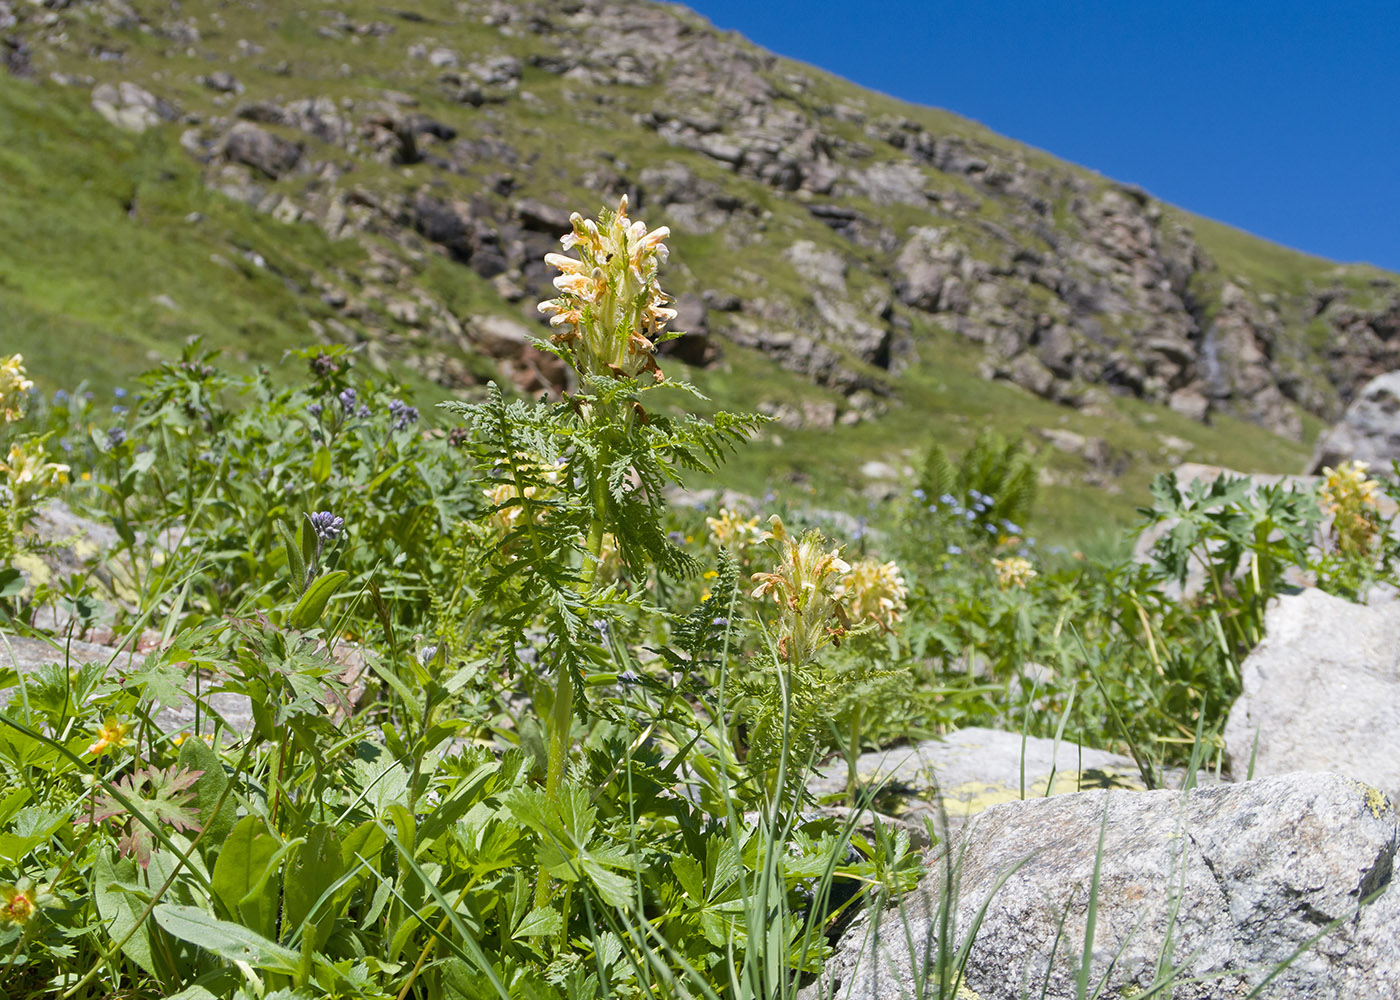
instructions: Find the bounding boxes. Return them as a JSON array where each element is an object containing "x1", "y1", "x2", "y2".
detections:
[{"x1": 537, "y1": 198, "x2": 676, "y2": 382}]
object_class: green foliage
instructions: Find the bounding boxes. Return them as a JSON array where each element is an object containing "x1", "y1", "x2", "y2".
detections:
[{"x1": 917, "y1": 429, "x2": 1038, "y2": 537}]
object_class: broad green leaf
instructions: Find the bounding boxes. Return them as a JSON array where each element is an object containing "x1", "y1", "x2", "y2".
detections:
[
  {"x1": 177, "y1": 736, "x2": 235, "y2": 849},
  {"x1": 309, "y1": 446, "x2": 332, "y2": 484},
  {"x1": 93, "y1": 850, "x2": 162, "y2": 980},
  {"x1": 512, "y1": 905, "x2": 561, "y2": 939},
  {"x1": 211, "y1": 815, "x2": 279, "y2": 938},
  {"x1": 288, "y1": 570, "x2": 349, "y2": 630},
  {"x1": 282, "y1": 823, "x2": 343, "y2": 949},
  {"x1": 153, "y1": 903, "x2": 300, "y2": 974},
  {"x1": 276, "y1": 518, "x2": 307, "y2": 595}
]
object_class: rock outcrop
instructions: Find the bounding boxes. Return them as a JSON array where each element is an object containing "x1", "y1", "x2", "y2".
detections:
[
  {"x1": 1224, "y1": 588, "x2": 1400, "y2": 802},
  {"x1": 6, "y1": 0, "x2": 1400, "y2": 436},
  {"x1": 805, "y1": 772, "x2": 1400, "y2": 1000},
  {"x1": 1308, "y1": 370, "x2": 1400, "y2": 473}
]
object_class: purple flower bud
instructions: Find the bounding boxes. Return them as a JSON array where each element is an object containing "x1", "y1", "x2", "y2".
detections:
[
  {"x1": 106, "y1": 427, "x2": 126, "y2": 448},
  {"x1": 307, "y1": 402, "x2": 323, "y2": 417},
  {"x1": 388, "y1": 399, "x2": 419, "y2": 431},
  {"x1": 310, "y1": 510, "x2": 344, "y2": 541},
  {"x1": 338, "y1": 388, "x2": 357, "y2": 411}
]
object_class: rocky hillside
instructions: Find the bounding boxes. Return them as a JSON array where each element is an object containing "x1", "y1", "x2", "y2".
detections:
[{"x1": 2, "y1": 0, "x2": 1398, "y2": 522}]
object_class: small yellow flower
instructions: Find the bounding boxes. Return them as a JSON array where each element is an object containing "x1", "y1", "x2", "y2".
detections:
[
  {"x1": 705, "y1": 508, "x2": 765, "y2": 552},
  {"x1": 86, "y1": 717, "x2": 129, "y2": 757},
  {"x1": 1321, "y1": 460, "x2": 1381, "y2": 556},
  {"x1": 0, "y1": 355, "x2": 34, "y2": 423},
  {"x1": 751, "y1": 516, "x2": 851, "y2": 664},
  {"x1": 0, "y1": 442, "x2": 69, "y2": 494},
  {"x1": 837, "y1": 557, "x2": 908, "y2": 632},
  {"x1": 0, "y1": 884, "x2": 36, "y2": 925},
  {"x1": 993, "y1": 556, "x2": 1036, "y2": 590}
]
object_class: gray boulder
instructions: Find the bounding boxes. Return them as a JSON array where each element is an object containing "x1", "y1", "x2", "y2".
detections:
[
  {"x1": 0, "y1": 634, "x2": 253, "y2": 736},
  {"x1": 91, "y1": 82, "x2": 175, "y2": 133},
  {"x1": 807, "y1": 728, "x2": 1172, "y2": 846},
  {"x1": 805, "y1": 772, "x2": 1400, "y2": 1000},
  {"x1": 1308, "y1": 370, "x2": 1400, "y2": 473},
  {"x1": 220, "y1": 122, "x2": 303, "y2": 179},
  {"x1": 1224, "y1": 588, "x2": 1400, "y2": 801}
]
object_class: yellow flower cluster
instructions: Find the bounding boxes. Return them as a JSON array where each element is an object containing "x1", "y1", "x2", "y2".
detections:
[
  {"x1": 1, "y1": 441, "x2": 69, "y2": 498},
  {"x1": 537, "y1": 196, "x2": 677, "y2": 381},
  {"x1": 751, "y1": 515, "x2": 851, "y2": 664},
  {"x1": 837, "y1": 557, "x2": 908, "y2": 632},
  {"x1": 0, "y1": 355, "x2": 33, "y2": 423},
  {"x1": 993, "y1": 556, "x2": 1037, "y2": 590},
  {"x1": 1321, "y1": 459, "x2": 1381, "y2": 555},
  {"x1": 705, "y1": 507, "x2": 765, "y2": 552}
]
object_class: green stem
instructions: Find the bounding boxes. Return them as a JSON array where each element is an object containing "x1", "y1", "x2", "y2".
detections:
[
  {"x1": 846, "y1": 703, "x2": 863, "y2": 807},
  {"x1": 533, "y1": 443, "x2": 609, "y2": 910}
]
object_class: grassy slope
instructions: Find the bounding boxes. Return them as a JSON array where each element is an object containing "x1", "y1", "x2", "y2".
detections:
[{"x1": 0, "y1": 2, "x2": 1337, "y2": 547}]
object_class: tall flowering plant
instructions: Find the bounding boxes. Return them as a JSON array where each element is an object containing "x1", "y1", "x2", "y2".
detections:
[
  {"x1": 444, "y1": 198, "x2": 762, "y2": 905},
  {"x1": 0, "y1": 355, "x2": 68, "y2": 564}
]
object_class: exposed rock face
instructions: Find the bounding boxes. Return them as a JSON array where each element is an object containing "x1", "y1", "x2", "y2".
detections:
[
  {"x1": 1308, "y1": 370, "x2": 1400, "y2": 472},
  {"x1": 805, "y1": 772, "x2": 1400, "y2": 1000},
  {"x1": 1224, "y1": 589, "x2": 1400, "y2": 802},
  {"x1": 9, "y1": 0, "x2": 1400, "y2": 432}
]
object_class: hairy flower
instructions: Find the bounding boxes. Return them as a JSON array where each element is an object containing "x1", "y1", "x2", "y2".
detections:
[
  {"x1": 751, "y1": 516, "x2": 851, "y2": 664},
  {"x1": 537, "y1": 195, "x2": 676, "y2": 381},
  {"x1": 1, "y1": 441, "x2": 69, "y2": 498},
  {"x1": 0, "y1": 355, "x2": 33, "y2": 423},
  {"x1": 837, "y1": 557, "x2": 908, "y2": 632},
  {"x1": 388, "y1": 398, "x2": 419, "y2": 431},
  {"x1": 0, "y1": 884, "x2": 36, "y2": 925},
  {"x1": 1321, "y1": 460, "x2": 1381, "y2": 555},
  {"x1": 309, "y1": 352, "x2": 339, "y2": 377},
  {"x1": 310, "y1": 510, "x2": 344, "y2": 541},
  {"x1": 87, "y1": 716, "x2": 129, "y2": 756},
  {"x1": 705, "y1": 507, "x2": 765, "y2": 552},
  {"x1": 993, "y1": 556, "x2": 1037, "y2": 590}
]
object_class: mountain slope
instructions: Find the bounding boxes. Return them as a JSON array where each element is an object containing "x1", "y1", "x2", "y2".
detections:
[{"x1": 1, "y1": 0, "x2": 1394, "y2": 537}]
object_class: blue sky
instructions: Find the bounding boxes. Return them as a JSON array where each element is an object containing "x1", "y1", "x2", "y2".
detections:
[{"x1": 683, "y1": 1, "x2": 1400, "y2": 272}]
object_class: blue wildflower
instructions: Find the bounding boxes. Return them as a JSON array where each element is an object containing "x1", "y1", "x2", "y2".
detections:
[
  {"x1": 338, "y1": 388, "x2": 357, "y2": 411},
  {"x1": 106, "y1": 427, "x2": 126, "y2": 448},
  {"x1": 947, "y1": 544, "x2": 962, "y2": 555},
  {"x1": 939, "y1": 493, "x2": 956, "y2": 505},
  {"x1": 113, "y1": 387, "x2": 127, "y2": 399},
  {"x1": 307, "y1": 402, "x2": 323, "y2": 418},
  {"x1": 356, "y1": 404, "x2": 371, "y2": 419},
  {"x1": 912, "y1": 488, "x2": 927, "y2": 501},
  {"x1": 111, "y1": 405, "x2": 127, "y2": 415}
]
